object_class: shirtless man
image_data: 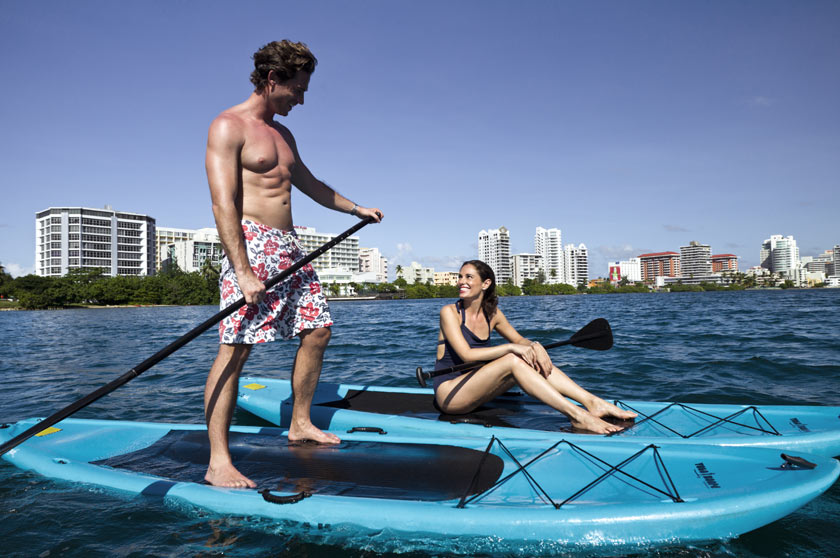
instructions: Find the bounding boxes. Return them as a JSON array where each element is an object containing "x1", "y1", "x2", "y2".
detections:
[{"x1": 204, "y1": 40, "x2": 383, "y2": 488}]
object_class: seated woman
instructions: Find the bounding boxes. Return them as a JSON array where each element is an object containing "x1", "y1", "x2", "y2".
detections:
[{"x1": 434, "y1": 260, "x2": 636, "y2": 434}]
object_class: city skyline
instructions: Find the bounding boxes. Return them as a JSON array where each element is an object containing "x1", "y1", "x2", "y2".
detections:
[{"x1": 2, "y1": 2, "x2": 839, "y2": 278}]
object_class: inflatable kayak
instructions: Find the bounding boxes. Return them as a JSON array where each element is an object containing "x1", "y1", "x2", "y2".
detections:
[
  {"x1": 1, "y1": 417, "x2": 837, "y2": 549},
  {"x1": 238, "y1": 377, "x2": 840, "y2": 456}
]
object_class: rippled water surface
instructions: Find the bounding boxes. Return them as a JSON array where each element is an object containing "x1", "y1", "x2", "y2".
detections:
[{"x1": 2, "y1": 289, "x2": 839, "y2": 557}]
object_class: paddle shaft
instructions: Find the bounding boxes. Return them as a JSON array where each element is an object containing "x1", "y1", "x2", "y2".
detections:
[{"x1": 0, "y1": 217, "x2": 374, "y2": 457}]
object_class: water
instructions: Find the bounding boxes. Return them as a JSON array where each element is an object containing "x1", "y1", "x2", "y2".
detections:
[{"x1": 1, "y1": 290, "x2": 839, "y2": 557}]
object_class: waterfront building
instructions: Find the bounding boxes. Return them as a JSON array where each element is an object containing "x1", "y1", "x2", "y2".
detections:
[
  {"x1": 359, "y1": 247, "x2": 388, "y2": 283},
  {"x1": 638, "y1": 252, "x2": 680, "y2": 284},
  {"x1": 434, "y1": 271, "x2": 459, "y2": 286},
  {"x1": 680, "y1": 241, "x2": 712, "y2": 278},
  {"x1": 397, "y1": 261, "x2": 435, "y2": 284},
  {"x1": 478, "y1": 226, "x2": 512, "y2": 284},
  {"x1": 294, "y1": 225, "x2": 360, "y2": 274},
  {"x1": 35, "y1": 206, "x2": 155, "y2": 277},
  {"x1": 564, "y1": 243, "x2": 589, "y2": 287},
  {"x1": 760, "y1": 234, "x2": 799, "y2": 276},
  {"x1": 711, "y1": 254, "x2": 738, "y2": 273},
  {"x1": 155, "y1": 227, "x2": 196, "y2": 271},
  {"x1": 512, "y1": 253, "x2": 544, "y2": 288},
  {"x1": 163, "y1": 228, "x2": 223, "y2": 273},
  {"x1": 607, "y1": 257, "x2": 642, "y2": 283},
  {"x1": 534, "y1": 227, "x2": 564, "y2": 284}
]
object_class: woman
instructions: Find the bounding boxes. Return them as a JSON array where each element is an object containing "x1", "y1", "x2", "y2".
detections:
[{"x1": 434, "y1": 260, "x2": 635, "y2": 434}]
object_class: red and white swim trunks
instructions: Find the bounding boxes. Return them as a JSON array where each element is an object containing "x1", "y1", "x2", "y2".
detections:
[{"x1": 219, "y1": 220, "x2": 333, "y2": 344}]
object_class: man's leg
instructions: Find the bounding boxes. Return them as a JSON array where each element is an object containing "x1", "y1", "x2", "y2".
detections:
[
  {"x1": 204, "y1": 343, "x2": 256, "y2": 488},
  {"x1": 288, "y1": 327, "x2": 340, "y2": 443}
]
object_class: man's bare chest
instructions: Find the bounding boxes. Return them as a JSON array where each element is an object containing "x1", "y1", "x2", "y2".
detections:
[{"x1": 240, "y1": 128, "x2": 296, "y2": 176}]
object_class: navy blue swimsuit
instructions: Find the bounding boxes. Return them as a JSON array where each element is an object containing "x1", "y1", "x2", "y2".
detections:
[{"x1": 433, "y1": 300, "x2": 492, "y2": 391}]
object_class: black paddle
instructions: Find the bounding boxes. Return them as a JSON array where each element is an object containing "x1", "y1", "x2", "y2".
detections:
[
  {"x1": 415, "y1": 318, "x2": 613, "y2": 387},
  {"x1": 0, "y1": 217, "x2": 375, "y2": 457}
]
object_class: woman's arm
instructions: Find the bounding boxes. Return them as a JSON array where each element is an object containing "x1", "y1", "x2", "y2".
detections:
[
  {"x1": 439, "y1": 305, "x2": 535, "y2": 365},
  {"x1": 493, "y1": 309, "x2": 554, "y2": 376}
]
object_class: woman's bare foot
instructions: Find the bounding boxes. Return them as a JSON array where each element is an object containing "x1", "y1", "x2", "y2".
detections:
[
  {"x1": 586, "y1": 397, "x2": 637, "y2": 421},
  {"x1": 571, "y1": 410, "x2": 626, "y2": 434},
  {"x1": 288, "y1": 422, "x2": 341, "y2": 444},
  {"x1": 204, "y1": 462, "x2": 256, "y2": 488}
]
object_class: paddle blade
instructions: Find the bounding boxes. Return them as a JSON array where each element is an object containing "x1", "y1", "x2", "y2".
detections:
[{"x1": 569, "y1": 318, "x2": 613, "y2": 350}]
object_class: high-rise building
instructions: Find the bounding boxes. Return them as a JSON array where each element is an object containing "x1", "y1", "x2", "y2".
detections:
[
  {"x1": 359, "y1": 247, "x2": 388, "y2": 283},
  {"x1": 711, "y1": 254, "x2": 739, "y2": 273},
  {"x1": 759, "y1": 235, "x2": 799, "y2": 276},
  {"x1": 512, "y1": 253, "x2": 544, "y2": 288},
  {"x1": 564, "y1": 243, "x2": 588, "y2": 287},
  {"x1": 680, "y1": 241, "x2": 712, "y2": 278},
  {"x1": 294, "y1": 225, "x2": 360, "y2": 273},
  {"x1": 534, "y1": 227, "x2": 564, "y2": 284},
  {"x1": 638, "y1": 252, "x2": 680, "y2": 284},
  {"x1": 163, "y1": 228, "x2": 224, "y2": 273},
  {"x1": 155, "y1": 227, "x2": 196, "y2": 271},
  {"x1": 35, "y1": 206, "x2": 155, "y2": 277},
  {"x1": 478, "y1": 226, "x2": 512, "y2": 284}
]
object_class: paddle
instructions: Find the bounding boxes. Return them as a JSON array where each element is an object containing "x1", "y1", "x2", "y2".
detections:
[
  {"x1": 0, "y1": 217, "x2": 375, "y2": 457},
  {"x1": 415, "y1": 318, "x2": 613, "y2": 387}
]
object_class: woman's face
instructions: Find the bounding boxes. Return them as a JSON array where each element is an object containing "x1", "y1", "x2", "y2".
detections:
[{"x1": 459, "y1": 264, "x2": 491, "y2": 298}]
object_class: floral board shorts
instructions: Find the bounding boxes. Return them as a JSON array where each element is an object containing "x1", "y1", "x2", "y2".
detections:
[{"x1": 218, "y1": 220, "x2": 333, "y2": 344}]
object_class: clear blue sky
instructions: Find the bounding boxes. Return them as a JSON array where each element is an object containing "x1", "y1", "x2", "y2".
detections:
[{"x1": 1, "y1": 0, "x2": 838, "y2": 278}]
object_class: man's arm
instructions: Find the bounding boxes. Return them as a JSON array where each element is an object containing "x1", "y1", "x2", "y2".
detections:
[
  {"x1": 286, "y1": 130, "x2": 384, "y2": 222},
  {"x1": 206, "y1": 115, "x2": 266, "y2": 304}
]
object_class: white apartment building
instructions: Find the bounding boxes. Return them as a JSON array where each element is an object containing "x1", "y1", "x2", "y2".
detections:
[
  {"x1": 478, "y1": 226, "x2": 512, "y2": 284},
  {"x1": 164, "y1": 228, "x2": 224, "y2": 273},
  {"x1": 607, "y1": 257, "x2": 642, "y2": 283},
  {"x1": 680, "y1": 241, "x2": 712, "y2": 278},
  {"x1": 155, "y1": 227, "x2": 196, "y2": 271},
  {"x1": 294, "y1": 225, "x2": 360, "y2": 274},
  {"x1": 534, "y1": 226, "x2": 564, "y2": 284},
  {"x1": 397, "y1": 261, "x2": 435, "y2": 284},
  {"x1": 35, "y1": 206, "x2": 155, "y2": 277},
  {"x1": 760, "y1": 234, "x2": 800, "y2": 276},
  {"x1": 512, "y1": 253, "x2": 544, "y2": 288},
  {"x1": 359, "y1": 247, "x2": 388, "y2": 283},
  {"x1": 564, "y1": 243, "x2": 589, "y2": 287},
  {"x1": 434, "y1": 271, "x2": 459, "y2": 286}
]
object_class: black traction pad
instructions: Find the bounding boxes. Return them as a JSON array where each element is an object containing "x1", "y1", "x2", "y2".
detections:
[{"x1": 95, "y1": 428, "x2": 505, "y2": 501}]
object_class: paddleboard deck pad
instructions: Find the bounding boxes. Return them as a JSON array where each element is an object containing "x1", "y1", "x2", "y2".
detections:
[
  {"x1": 238, "y1": 377, "x2": 840, "y2": 456},
  {"x1": 2, "y1": 417, "x2": 838, "y2": 550}
]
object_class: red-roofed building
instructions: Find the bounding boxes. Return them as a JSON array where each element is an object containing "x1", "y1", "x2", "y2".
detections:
[
  {"x1": 638, "y1": 252, "x2": 680, "y2": 284},
  {"x1": 711, "y1": 254, "x2": 738, "y2": 272}
]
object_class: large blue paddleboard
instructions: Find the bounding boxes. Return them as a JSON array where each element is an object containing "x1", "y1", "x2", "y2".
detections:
[
  {"x1": 1, "y1": 417, "x2": 838, "y2": 549},
  {"x1": 238, "y1": 376, "x2": 840, "y2": 456}
]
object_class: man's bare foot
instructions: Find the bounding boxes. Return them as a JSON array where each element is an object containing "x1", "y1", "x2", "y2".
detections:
[
  {"x1": 288, "y1": 422, "x2": 341, "y2": 444},
  {"x1": 205, "y1": 462, "x2": 256, "y2": 488},
  {"x1": 586, "y1": 397, "x2": 637, "y2": 421},
  {"x1": 571, "y1": 410, "x2": 625, "y2": 434}
]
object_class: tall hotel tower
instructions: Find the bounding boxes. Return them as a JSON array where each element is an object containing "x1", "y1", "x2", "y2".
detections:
[
  {"x1": 478, "y1": 226, "x2": 512, "y2": 284},
  {"x1": 534, "y1": 226, "x2": 564, "y2": 283},
  {"x1": 564, "y1": 243, "x2": 589, "y2": 287},
  {"x1": 680, "y1": 241, "x2": 712, "y2": 278},
  {"x1": 35, "y1": 206, "x2": 156, "y2": 277},
  {"x1": 760, "y1": 235, "x2": 800, "y2": 276}
]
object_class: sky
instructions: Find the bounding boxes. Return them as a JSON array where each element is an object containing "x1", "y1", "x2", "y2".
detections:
[{"x1": 1, "y1": 0, "x2": 838, "y2": 279}]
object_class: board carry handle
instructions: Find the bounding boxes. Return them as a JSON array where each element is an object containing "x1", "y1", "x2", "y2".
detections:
[
  {"x1": 781, "y1": 453, "x2": 817, "y2": 470},
  {"x1": 259, "y1": 489, "x2": 312, "y2": 505},
  {"x1": 346, "y1": 426, "x2": 387, "y2": 434}
]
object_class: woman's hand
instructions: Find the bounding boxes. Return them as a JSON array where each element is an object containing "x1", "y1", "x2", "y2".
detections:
[
  {"x1": 510, "y1": 343, "x2": 539, "y2": 370},
  {"x1": 529, "y1": 342, "x2": 554, "y2": 378}
]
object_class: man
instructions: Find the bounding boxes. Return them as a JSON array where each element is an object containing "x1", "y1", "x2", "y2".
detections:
[{"x1": 204, "y1": 40, "x2": 383, "y2": 488}]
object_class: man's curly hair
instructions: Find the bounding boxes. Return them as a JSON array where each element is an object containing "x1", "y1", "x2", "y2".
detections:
[{"x1": 250, "y1": 40, "x2": 318, "y2": 92}]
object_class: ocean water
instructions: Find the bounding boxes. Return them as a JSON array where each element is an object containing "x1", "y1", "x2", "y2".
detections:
[{"x1": 1, "y1": 289, "x2": 839, "y2": 557}]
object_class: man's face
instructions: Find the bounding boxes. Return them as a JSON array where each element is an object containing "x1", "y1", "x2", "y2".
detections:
[{"x1": 270, "y1": 71, "x2": 311, "y2": 117}]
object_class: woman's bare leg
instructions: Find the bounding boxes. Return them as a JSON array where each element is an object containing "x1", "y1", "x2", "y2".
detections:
[
  {"x1": 543, "y1": 366, "x2": 637, "y2": 421},
  {"x1": 436, "y1": 354, "x2": 624, "y2": 434}
]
